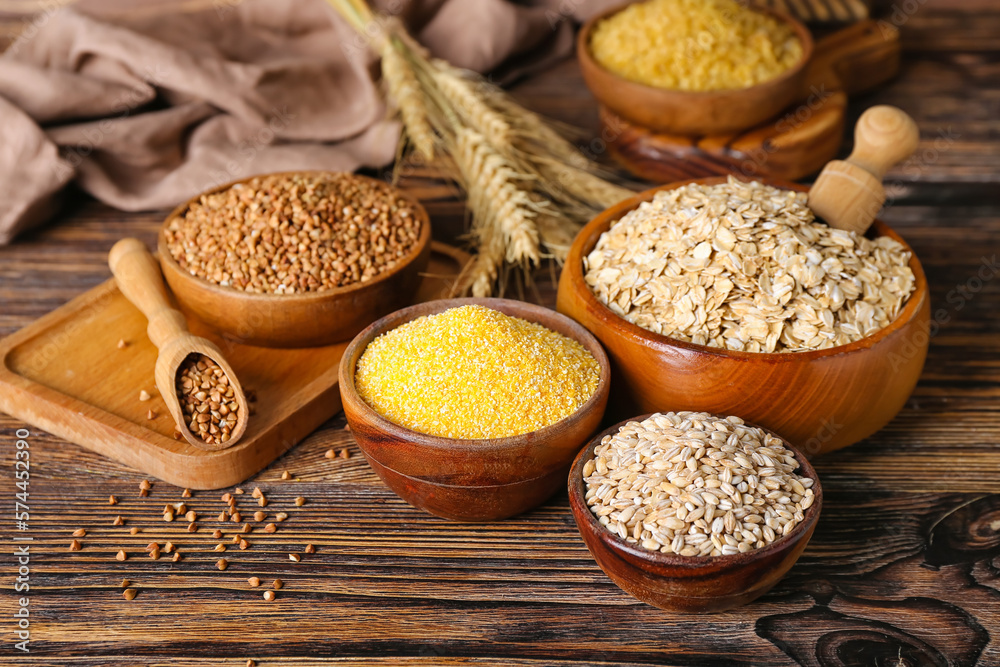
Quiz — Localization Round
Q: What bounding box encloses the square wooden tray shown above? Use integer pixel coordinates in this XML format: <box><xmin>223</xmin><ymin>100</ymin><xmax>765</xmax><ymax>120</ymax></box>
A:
<box><xmin>0</xmin><ymin>242</ymin><xmax>468</xmax><ymax>489</ymax></box>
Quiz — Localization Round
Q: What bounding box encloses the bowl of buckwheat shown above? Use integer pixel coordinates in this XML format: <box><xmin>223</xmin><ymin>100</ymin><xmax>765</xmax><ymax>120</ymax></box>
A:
<box><xmin>556</xmin><ymin>176</ymin><xmax>930</xmax><ymax>455</ymax></box>
<box><xmin>568</xmin><ymin>411</ymin><xmax>822</xmax><ymax>612</ymax></box>
<box><xmin>158</xmin><ymin>171</ymin><xmax>431</xmax><ymax>348</ymax></box>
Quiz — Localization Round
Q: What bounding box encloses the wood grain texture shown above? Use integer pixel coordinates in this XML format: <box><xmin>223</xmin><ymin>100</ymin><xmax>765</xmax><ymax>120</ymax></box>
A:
<box><xmin>809</xmin><ymin>106</ymin><xmax>921</xmax><ymax>234</ymax></box>
<box><xmin>556</xmin><ymin>177</ymin><xmax>930</xmax><ymax>456</ymax></box>
<box><xmin>108</xmin><ymin>237</ymin><xmax>250</xmax><ymax>450</ymax></box>
<box><xmin>567</xmin><ymin>417</ymin><xmax>823</xmax><ymax>613</ymax></box>
<box><xmin>577</xmin><ymin>5</ymin><xmax>816</xmax><ymax>136</ymax></box>
<box><xmin>340</xmin><ymin>298</ymin><xmax>611</xmax><ymax>522</ymax></box>
<box><xmin>1</xmin><ymin>3</ymin><xmax>999</xmax><ymax>664</ymax></box>
<box><xmin>157</xmin><ymin>173</ymin><xmax>434</xmax><ymax>349</ymax></box>
<box><xmin>602</xmin><ymin>19</ymin><xmax>902</xmax><ymax>183</ymax></box>
<box><xmin>0</xmin><ymin>244</ymin><xmax>468</xmax><ymax>489</ymax></box>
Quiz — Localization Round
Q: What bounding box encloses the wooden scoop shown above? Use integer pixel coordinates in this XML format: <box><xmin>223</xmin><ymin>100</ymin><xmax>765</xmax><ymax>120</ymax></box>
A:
<box><xmin>808</xmin><ymin>105</ymin><xmax>919</xmax><ymax>234</ymax></box>
<box><xmin>109</xmin><ymin>238</ymin><xmax>249</xmax><ymax>451</ymax></box>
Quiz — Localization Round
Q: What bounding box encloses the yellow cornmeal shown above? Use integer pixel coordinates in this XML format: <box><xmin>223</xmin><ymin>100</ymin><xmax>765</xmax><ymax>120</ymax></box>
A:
<box><xmin>590</xmin><ymin>0</ymin><xmax>803</xmax><ymax>92</ymax></box>
<box><xmin>355</xmin><ymin>305</ymin><xmax>601</xmax><ymax>439</ymax></box>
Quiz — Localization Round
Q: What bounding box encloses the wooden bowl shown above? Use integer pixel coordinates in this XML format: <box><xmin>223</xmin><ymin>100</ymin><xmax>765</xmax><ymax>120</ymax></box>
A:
<box><xmin>339</xmin><ymin>297</ymin><xmax>611</xmax><ymax>522</ymax></box>
<box><xmin>556</xmin><ymin>176</ymin><xmax>930</xmax><ymax>456</ymax></box>
<box><xmin>568</xmin><ymin>414</ymin><xmax>822</xmax><ymax>612</ymax></box>
<box><xmin>577</xmin><ymin>3</ymin><xmax>814</xmax><ymax>135</ymax></box>
<box><xmin>158</xmin><ymin>172</ymin><xmax>432</xmax><ymax>349</ymax></box>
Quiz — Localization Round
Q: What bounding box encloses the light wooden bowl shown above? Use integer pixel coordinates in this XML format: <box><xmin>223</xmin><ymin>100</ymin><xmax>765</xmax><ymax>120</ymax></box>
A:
<box><xmin>339</xmin><ymin>297</ymin><xmax>611</xmax><ymax>522</ymax></box>
<box><xmin>577</xmin><ymin>3</ymin><xmax>814</xmax><ymax>135</ymax></box>
<box><xmin>158</xmin><ymin>172</ymin><xmax>432</xmax><ymax>349</ymax></box>
<box><xmin>568</xmin><ymin>414</ymin><xmax>822</xmax><ymax>613</ymax></box>
<box><xmin>556</xmin><ymin>176</ymin><xmax>930</xmax><ymax>456</ymax></box>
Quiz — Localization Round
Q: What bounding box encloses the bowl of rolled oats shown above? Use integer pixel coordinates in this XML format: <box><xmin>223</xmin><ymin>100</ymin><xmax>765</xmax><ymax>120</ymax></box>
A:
<box><xmin>556</xmin><ymin>176</ymin><xmax>930</xmax><ymax>455</ymax></box>
<box><xmin>159</xmin><ymin>171</ymin><xmax>431</xmax><ymax>348</ymax></box>
<box><xmin>568</xmin><ymin>411</ymin><xmax>822</xmax><ymax>612</ymax></box>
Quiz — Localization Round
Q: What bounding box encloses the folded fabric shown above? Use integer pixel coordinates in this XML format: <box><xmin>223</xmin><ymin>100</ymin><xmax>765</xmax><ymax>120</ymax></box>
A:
<box><xmin>0</xmin><ymin>0</ymin><xmax>617</xmax><ymax>243</ymax></box>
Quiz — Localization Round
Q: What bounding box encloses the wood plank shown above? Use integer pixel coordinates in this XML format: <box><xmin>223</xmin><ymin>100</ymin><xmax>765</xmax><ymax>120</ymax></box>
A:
<box><xmin>0</xmin><ymin>3</ymin><xmax>999</xmax><ymax>662</ymax></box>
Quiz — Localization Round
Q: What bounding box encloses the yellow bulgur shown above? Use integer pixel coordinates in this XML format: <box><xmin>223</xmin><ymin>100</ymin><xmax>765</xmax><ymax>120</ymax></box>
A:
<box><xmin>590</xmin><ymin>0</ymin><xmax>803</xmax><ymax>92</ymax></box>
<box><xmin>354</xmin><ymin>305</ymin><xmax>601</xmax><ymax>439</ymax></box>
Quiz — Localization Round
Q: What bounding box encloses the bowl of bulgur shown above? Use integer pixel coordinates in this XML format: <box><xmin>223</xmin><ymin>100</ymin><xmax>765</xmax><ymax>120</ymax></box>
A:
<box><xmin>158</xmin><ymin>171</ymin><xmax>431</xmax><ymax>348</ymax></box>
<box><xmin>556</xmin><ymin>176</ymin><xmax>930</xmax><ymax>455</ymax></box>
<box><xmin>577</xmin><ymin>0</ymin><xmax>814</xmax><ymax>135</ymax></box>
<box><xmin>339</xmin><ymin>298</ymin><xmax>611</xmax><ymax>522</ymax></box>
<box><xmin>568</xmin><ymin>411</ymin><xmax>822</xmax><ymax>612</ymax></box>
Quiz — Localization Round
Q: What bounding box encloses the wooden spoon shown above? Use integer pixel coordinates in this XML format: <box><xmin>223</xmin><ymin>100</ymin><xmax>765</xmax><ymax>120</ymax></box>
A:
<box><xmin>808</xmin><ymin>105</ymin><xmax>920</xmax><ymax>234</ymax></box>
<box><xmin>108</xmin><ymin>238</ymin><xmax>249</xmax><ymax>451</ymax></box>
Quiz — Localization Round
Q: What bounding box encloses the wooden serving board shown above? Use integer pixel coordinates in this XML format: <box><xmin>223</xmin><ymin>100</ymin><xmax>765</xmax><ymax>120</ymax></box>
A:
<box><xmin>760</xmin><ymin>0</ymin><xmax>870</xmax><ymax>24</ymax></box>
<box><xmin>0</xmin><ymin>241</ymin><xmax>470</xmax><ymax>490</ymax></box>
<box><xmin>606</xmin><ymin>19</ymin><xmax>900</xmax><ymax>183</ymax></box>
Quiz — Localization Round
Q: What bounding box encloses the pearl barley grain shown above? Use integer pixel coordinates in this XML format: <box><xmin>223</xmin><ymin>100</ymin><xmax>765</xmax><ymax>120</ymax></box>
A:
<box><xmin>583</xmin><ymin>412</ymin><xmax>816</xmax><ymax>557</ymax></box>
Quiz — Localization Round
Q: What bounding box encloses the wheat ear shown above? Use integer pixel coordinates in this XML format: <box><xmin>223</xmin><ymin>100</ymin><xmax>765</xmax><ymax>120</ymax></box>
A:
<box><xmin>534</xmin><ymin>157</ymin><xmax>635</xmax><ymax>210</ymax></box>
<box><xmin>455</xmin><ymin>129</ymin><xmax>541</xmax><ymax>267</ymax></box>
<box><xmin>434</xmin><ymin>65</ymin><xmax>515</xmax><ymax>155</ymax></box>
<box><xmin>381</xmin><ymin>44</ymin><xmax>436</xmax><ymax>162</ymax></box>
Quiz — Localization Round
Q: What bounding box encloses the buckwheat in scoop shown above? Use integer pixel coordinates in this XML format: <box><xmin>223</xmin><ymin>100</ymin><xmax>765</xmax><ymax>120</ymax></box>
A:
<box><xmin>584</xmin><ymin>412</ymin><xmax>815</xmax><ymax>557</ymax></box>
<box><xmin>176</xmin><ymin>354</ymin><xmax>239</xmax><ymax>447</ymax></box>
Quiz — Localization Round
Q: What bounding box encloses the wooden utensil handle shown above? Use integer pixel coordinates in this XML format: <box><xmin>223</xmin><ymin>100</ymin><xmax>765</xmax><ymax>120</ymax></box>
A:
<box><xmin>802</xmin><ymin>19</ymin><xmax>900</xmax><ymax>97</ymax></box>
<box><xmin>846</xmin><ymin>105</ymin><xmax>920</xmax><ymax>180</ymax></box>
<box><xmin>109</xmin><ymin>238</ymin><xmax>189</xmax><ymax>349</ymax></box>
<box><xmin>807</xmin><ymin>106</ymin><xmax>919</xmax><ymax>234</ymax></box>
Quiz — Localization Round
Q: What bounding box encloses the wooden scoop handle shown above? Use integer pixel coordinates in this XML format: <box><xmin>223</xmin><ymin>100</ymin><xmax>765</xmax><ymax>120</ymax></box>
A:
<box><xmin>109</xmin><ymin>238</ymin><xmax>190</xmax><ymax>350</ymax></box>
<box><xmin>807</xmin><ymin>106</ymin><xmax>919</xmax><ymax>235</ymax></box>
<box><xmin>846</xmin><ymin>105</ymin><xmax>920</xmax><ymax>181</ymax></box>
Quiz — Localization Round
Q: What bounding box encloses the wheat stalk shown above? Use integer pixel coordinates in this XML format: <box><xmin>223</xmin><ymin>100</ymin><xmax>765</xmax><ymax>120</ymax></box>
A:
<box><xmin>533</xmin><ymin>157</ymin><xmax>635</xmax><ymax>210</ymax></box>
<box><xmin>432</xmin><ymin>65</ymin><xmax>514</xmax><ymax>155</ymax></box>
<box><xmin>324</xmin><ymin>0</ymin><xmax>636</xmax><ymax>296</ymax></box>
<box><xmin>381</xmin><ymin>46</ymin><xmax>436</xmax><ymax>161</ymax></box>
<box><xmin>455</xmin><ymin>128</ymin><xmax>541</xmax><ymax>267</ymax></box>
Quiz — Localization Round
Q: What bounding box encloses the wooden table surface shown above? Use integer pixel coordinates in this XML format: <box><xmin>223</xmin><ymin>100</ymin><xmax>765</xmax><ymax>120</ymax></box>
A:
<box><xmin>2</xmin><ymin>2</ymin><xmax>999</xmax><ymax>665</ymax></box>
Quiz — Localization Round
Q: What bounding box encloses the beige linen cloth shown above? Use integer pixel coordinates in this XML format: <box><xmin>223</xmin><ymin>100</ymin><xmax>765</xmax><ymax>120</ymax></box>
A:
<box><xmin>0</xmin><ymin>0</ymin><xmax>614</xmax><ymax>243</ymax></box>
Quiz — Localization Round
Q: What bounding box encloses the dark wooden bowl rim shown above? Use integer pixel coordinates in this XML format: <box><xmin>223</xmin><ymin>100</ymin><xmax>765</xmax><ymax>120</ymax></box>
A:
<box><xmin>577</xmin><ymin>2</ymin><xmax>815</xmax><ymax>98</ymax></box>
<box><xmin>568</xmin><ymin>412</ymin><xmax>823</xmax><ymax>572</ymax></box>
<box><xmin>564</xmin><ymin>175</ymin><xmax>929</xmax><ymax>364</ymax></box>
<box><xmin>340</xmin><ymin>297</ymin><xmax>612</xmax><ymax>458</ymax></box>
<box><xmin>157</xmin><ymin>171</ymin><xmax>432</xmax><ymax>305</ymax></box>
